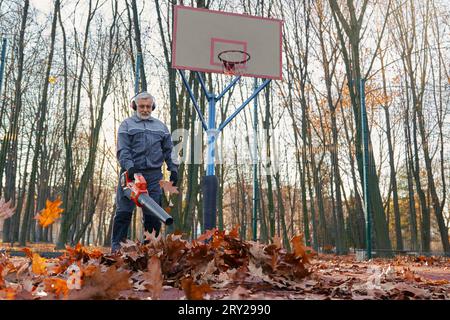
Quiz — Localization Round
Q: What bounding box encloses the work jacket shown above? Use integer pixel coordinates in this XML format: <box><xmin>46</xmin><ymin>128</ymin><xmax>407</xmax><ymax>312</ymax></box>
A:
<box><xmin>117</xmin><ymin>114</ymin><xmax>178</xmax><ymax>172</ymax></box>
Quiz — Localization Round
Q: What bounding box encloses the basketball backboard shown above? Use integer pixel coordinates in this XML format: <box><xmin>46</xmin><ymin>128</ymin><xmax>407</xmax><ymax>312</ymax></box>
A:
<box><xmin>172</xmin><ymin>6</ymin><xmax>283</xmax><ymax>80</ymax></box>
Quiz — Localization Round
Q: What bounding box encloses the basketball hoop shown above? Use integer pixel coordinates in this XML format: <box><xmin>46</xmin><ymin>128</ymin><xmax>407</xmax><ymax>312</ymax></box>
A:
<box><xmin>218</xmin><ymin>50</ymin><xmax>250</xmax><ymax>76</ymax></box>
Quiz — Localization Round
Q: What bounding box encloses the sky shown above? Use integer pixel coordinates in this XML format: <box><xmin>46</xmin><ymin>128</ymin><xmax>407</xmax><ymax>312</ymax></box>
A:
<box><xmin>29</xmin><ymin>0</ymin><xmax>52</xmax><ymax>13</ymax></box>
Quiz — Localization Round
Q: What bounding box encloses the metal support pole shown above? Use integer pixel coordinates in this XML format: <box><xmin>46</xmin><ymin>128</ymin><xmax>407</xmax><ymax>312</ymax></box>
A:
<box><xmin>203</xmin><ymin>92</ymin><xmax>218</xmax><ymax>231</ymax></box>
<box><xmin>219</xmin><ymin>78</ymin><xmax>271</xmax><ymax>131</ymax></box>
<box><xmin>0</xmin><ymin>38</ymin><xmax>7</xmax><ymax>98</ymax></box>
<box><xmin>360</xmin><ymin>78</ymin><xmax>372</xmax><ymax>260</ymax></box>
<box><xmin>216</xmin><ymin>76</ymin><xmax>241</xmax><ymax>101</ymax></box>
<box><xmin>196</xmin><ymin>71</ymin><xmax>209</xmax><ymax>97</ymax></box>
<box><xmin>177</xmin><ymin>71</ymin><xmax>270</xmax><ymax>232</ymax></box>
<box><xmin>178</xmin><ymin>70</ymin><xmax>208</xmax><ymax>131</ymax></box>
<box><xmin>252</xmin><ymin>77</ymin><xmax>258</xmax><ymax>241</ymax></box>
<box><xmin>206</xmin><ymin>94</ymin><xmax>216</xmax><ymax>176</ymax></box>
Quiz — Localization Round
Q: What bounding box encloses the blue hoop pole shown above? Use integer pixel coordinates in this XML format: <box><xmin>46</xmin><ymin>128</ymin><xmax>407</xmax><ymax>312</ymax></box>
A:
<box><xmin>218</xmin><ymin>78</ymin><xmax>271</xmax><ymax>131</ymax></box>
<box><xmin>178</xmin><ymin>70</ymin><xmax>208</xmax><ymax>131</ymax></box>
<box><xmin>206</xmin><ymin>94</ymin><xmax>216</xmax><ymax>176</ymax></box>
<box><xmin>216</xmin><ymin>76</ymin><xmax>241</xmax><ymax>101</ymax></box>
<box><xmin>196</xmin><ymin>71</ymin><xmax>209</xmax><ymax>97</ymax></box>
<box><xmin>177</xmin><ymin>70</ymin><xmax>272</xmax><ymax>232</ymax></box>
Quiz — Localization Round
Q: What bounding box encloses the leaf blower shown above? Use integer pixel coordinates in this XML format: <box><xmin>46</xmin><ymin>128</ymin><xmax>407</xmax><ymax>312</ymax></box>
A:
<box><xmin>120</xmin><ymin>171</ymin><xmax>173</xmax><ymax>225</ymax></box>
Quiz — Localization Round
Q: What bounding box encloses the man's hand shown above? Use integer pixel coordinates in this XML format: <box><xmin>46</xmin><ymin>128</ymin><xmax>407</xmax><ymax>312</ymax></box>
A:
<box><xmin>170</xmin><ymin>171</ymin><xmax>178</xmax><ymax>186</ymax></box>
<box><xmin>127</xmin><ymin>167</ymin><xmax>138</xmax><ymax>180</ymax></box>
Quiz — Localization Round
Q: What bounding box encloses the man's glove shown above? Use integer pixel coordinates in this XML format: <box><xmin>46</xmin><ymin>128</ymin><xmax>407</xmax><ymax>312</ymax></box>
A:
<box><xmin>170</xmin><ymin>171</ymin><xmax>178</xmax><ymax>186</ymax></box>
<box><xmin>127</xmin><ymin>167</ymin><xmax>138</xmax><ymax>180</ymax></box>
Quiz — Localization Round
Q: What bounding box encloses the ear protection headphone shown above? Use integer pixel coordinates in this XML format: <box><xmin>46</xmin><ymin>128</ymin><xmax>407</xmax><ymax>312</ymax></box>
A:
<box><xmin>130</xmin><ymin>93</ymin><xmax>156</xmax><ymax>111</ymax></box>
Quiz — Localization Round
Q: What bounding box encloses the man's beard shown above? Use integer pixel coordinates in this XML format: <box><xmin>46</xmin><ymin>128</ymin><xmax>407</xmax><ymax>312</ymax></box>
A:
<box><xmin>137</xmin><ymin>111</ymin><xmax>151</xmax><ymax>120</ymax></box>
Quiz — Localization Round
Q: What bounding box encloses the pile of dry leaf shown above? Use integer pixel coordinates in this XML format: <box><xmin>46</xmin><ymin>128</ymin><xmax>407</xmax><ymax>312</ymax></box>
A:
<box><xmin>1</xmin><ymin>227</ymin><xmax>449</xmax><ymax>300</ymax></box>
<box><xmin>0</xmin><ymin>227</ymin><xmax>313</xmax><ymax>300</ymax></box>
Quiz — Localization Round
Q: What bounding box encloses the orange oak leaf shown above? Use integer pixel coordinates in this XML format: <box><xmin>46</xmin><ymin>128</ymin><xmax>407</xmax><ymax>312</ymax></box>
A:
<box><xmin>87</xmin><ymin>249</ymin><xmax>104</xmax><ymax>260</ymax></box>
<box><xmin>181</xmin><ymin>277</ymin><xmax>212</xmax><ymax>300</ymax></box>
<box><xmin>0</xmin><ymin>287</ymin><xmax>16</xmax><ymax>300</ymax></box>
<box><xmin>272</xmin><ymin>235</ymin><xmax>282</xmax><ymax>249</ymax></box>
<box><xmin>31</xmin><ymin>253</ymin><xmax>47</xmax><ymax>275</ymax></box>
<box><xmin>212</xmin><ymin>229</ymin><xmax>225</xmax><ymax>249</ymax></box>
<box><xmin>228</xmin><ymin>225</ymin><xmax>240</xmax><ymax>239</ymax></box>
<box><xmin>34</xmin><ymin>197</ymin><xmax>64</xmax><ymax>227</ymax></box>
<box><xmin>291</xmin><ymin>235</ymin><xmax>313</xmax><ymax>264</ymax></box>
<box><xmin>402</xmin><ymin>267</ymin><xmax>421</xmax><ymax>282</ymax></box>
<box><xmin>65</xmin><ymin>243</ymin><xmax>88</xmax><ymax>262</ymax></box>
<box><xmin>68</xmin><ymin>265</ymin><xmax>131</xmax><ymax>300</ymax></box>
<box><xmin>21</xmin><ymin>248</ymin><xmax>33</xmax><ymax>259</ymax></box>
<box><xmin>44</xmin><ymin>278</ymin><xmax>69</xmax><ymax>298</ymax></box>
<box><xmin>0</xmin><ymin>265</ymin><xmax>4</xmax><ymax>288</ymax></box>
<box><xmin>159</xmin><ymin>180</ymin><xmax>179</xmax><ymax>194</ymax></box>
<box><xmin>196</xmin><ymin>229</ymin><xmax>215</xmax><ymax>242</ymax></box>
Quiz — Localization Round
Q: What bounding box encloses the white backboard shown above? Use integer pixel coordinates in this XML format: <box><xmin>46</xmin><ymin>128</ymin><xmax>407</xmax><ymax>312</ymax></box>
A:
<box><xmin>172</xmin><ymin>6</ymin><xmax>283</xmax><ymax>80</ymax></box>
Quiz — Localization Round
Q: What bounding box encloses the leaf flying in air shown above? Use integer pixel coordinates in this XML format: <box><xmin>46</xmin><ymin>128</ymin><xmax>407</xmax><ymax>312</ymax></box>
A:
<box><xmin>159</xmin><ymin>180</ymin><xmax>179</xmax><ymax>194</ymax></box>
<box><xmin>291</xmin><ymin>235</ymin><xmax>313</xmax><ymax>264</ymax></box>
<box><xmin>34</xmin><ymin>197</ymin><xmax>64</xmax><ymax>227</ymax></box>
<box><xmin>0</xmin><ymin>198</ymin><xmax>16</xmax><ymax>221</ymax></box>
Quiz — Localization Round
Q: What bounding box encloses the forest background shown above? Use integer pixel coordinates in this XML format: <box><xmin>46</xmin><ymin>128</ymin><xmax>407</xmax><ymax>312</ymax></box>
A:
<box><xmin>0</xmin><ymin>0</ymin><xmax>449</xmax><ymax>256</ymax></box>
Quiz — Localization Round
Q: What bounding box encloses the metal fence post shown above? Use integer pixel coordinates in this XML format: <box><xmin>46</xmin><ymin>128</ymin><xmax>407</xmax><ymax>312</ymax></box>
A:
<box><xmin>360</xmin><ymin>78</ymin><xmax>372</xmax><ymax>260</ymax></box>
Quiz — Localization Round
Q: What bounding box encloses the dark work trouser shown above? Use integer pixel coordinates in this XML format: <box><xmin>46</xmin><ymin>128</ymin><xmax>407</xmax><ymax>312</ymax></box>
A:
<box><xmin>111</xmin><ymin>169</ymin><xmax>162</xmax><ymax>251</ymax></box>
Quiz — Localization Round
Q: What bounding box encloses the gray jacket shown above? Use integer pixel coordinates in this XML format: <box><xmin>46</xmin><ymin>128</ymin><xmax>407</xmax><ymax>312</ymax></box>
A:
<box><xmin>117</xmin><ymin>114</ymin><xmax>178</xmax><ymax>172</ymax></box>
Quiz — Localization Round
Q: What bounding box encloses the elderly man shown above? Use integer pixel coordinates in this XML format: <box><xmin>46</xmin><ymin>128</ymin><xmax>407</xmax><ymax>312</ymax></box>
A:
<box><xmin>111</xmin><ymin>91</ymin><xmax>178</xmax><ymax>252</ymax></box>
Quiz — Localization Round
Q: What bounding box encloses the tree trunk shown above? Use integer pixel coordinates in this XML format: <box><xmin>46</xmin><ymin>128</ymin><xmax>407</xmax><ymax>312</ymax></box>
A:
<box><xmin>20</xmin><ymin>0</ymin><xmax>58</xmax><ymax>246</ymax></box>
<box><xmin>1</xmin><ymin>0</ymin><xmax>29</xmax><ymax>243</ymax></box>
<box><xmin>380</xmin><ymin>50</ymin><xmax>403</xmax><ymax>250</ymax></box>
<box><xmin>57</xmin><ymin>0</ymin><xmax>119</xmax><ymax>248</ymax></box>
<box><xmin>130</xmin><ymin>0</ymin><xmax>147</xmax><ymax>91</ymax></box>
<box><xmin>330</xmin><ymin>0</ymin><xmax>392</xmax><ymax>255</ymax></box>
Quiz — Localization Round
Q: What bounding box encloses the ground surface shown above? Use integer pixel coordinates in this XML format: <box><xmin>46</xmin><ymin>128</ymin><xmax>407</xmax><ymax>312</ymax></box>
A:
<box><xmin>1</xmin><ymin>233</ymin><xmax>449</xmax><ymax>300</ymax></box>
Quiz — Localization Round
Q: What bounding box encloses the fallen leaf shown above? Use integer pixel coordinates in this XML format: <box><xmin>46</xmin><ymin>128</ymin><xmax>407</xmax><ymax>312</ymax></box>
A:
<box><xmin>212</xmin><ymin>229</ymin><xmax>225</xmax><ymax>249</ymax></box>
<box><xmin>143</xmin><ymin>230</ymin><xmax>162</xmax><ymax>245</ymax></box>
<box><xmin>196</xmin><ymin>229</ymin><xmax>215</xmax><ymax>242</ymax></box>
<box><xmin>31</xmin><ymin>253</ymin><xmax>47</xmax><ymax>276</ymax></box>
<box><xmin>228</xmin><ymin>225</ymin><xmax>240</xmax><ymax>239</ymax></box>
<box><xmin>143</xmin><ymin>256</ymin><xmax>163</xmax><ymax>299</ymax></box>
<box><xmin>181</xmin><ymin>277</ymin><xmax>212</xmax><ymax>300</ymax></box>
<box><xmin>402</xmin><ymin>267</ymin><xmax>421</xmax><ymax>282</ymax></box>
<box><xmin>0</xmin><ymin>287</ymin><xmax>16</xmax><ymax>300</ymax></box>
<box><xmin>44</xmin><ymin>278</ymin><xmax>69</xmax><ymax>299</ymax></box>
<box><xmin>66</xmin><ymin>264</ymin><xmax>83</xmax><ymax>290</ymax></box>
<box><xmin>228</xmin><ymin>285</ymin><xmax>250</xmax><ymax>299</ymax></box>
<box><xmin>391</xmin><ymin>283</ymin><xmax>430</xmax><ymax>299</ymax></box>
<box><xmin>21</xmin><ymin>248</ymin><xmax>33</xmax><ymax>259</ymax></box>
<box><xmin>0</xmin><ymin>265</ymin><xmax>5</xmax><ymax>288</ymax></box>
<box><xmin>159</xmin><ymin>180</ymin><xmax>179</xmax><ymax>194</ymax></box>
<box><xmin>0</xmin><ymin>198</ymin><xmax>16</xmax><ymax>221</ymax></box>
<box><xmin>68</xmin><ymin>265</ymin><xmax>131</xmax><ymax>300</ymax></box>
<box><xmin>34</xmin><ymin>197</ymin><xmax>64</xmax><ymax>227</ymax></box>
<box><xmin>272</xmin><ymin>236</ymin><xmax>282</xmax><ymax>249</ymax></box>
